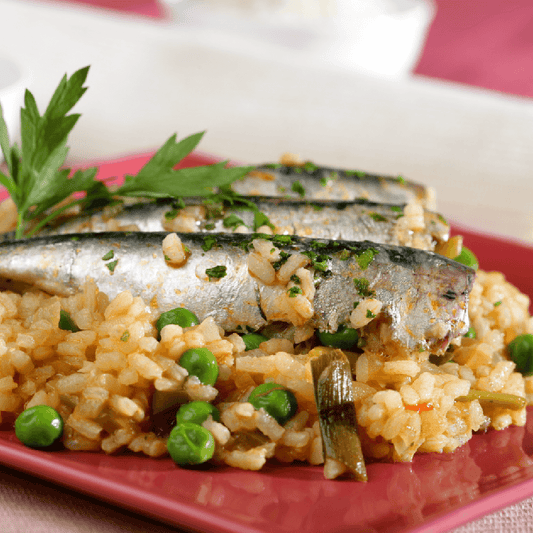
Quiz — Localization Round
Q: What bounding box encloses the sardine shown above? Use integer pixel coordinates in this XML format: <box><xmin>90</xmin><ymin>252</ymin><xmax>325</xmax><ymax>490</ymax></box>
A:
<box><xmin>232</xmin><ymin>164</ymin><xmax>435</xmax><ymax>209</ymax></box>
<box><xmin>33</xmin><ymin>197</ymin><xmax>449</xmax><ymax>251</ymax></box>
<box><xmin>0</xmin><ymin>232</ymin><xmax>474</xmax><ymax>354</ymax></box>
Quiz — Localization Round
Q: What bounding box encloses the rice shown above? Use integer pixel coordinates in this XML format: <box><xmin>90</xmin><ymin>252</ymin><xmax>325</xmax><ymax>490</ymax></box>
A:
<box><xmin>0</xmin><ymin>232</ymin><xmax>531</xmax><ymax>480</ymax></box>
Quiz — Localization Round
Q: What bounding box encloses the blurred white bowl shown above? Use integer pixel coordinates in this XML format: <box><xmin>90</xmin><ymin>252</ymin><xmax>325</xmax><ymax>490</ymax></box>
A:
<box><xmin>0</xmin><ymin>57</ymin><xmax>27</xmax><ymax>159</ymax></box>
<box><xmin>160</xmin><ymin>0</ymin><xmax>435</xmax><ymax>78</ymax></box>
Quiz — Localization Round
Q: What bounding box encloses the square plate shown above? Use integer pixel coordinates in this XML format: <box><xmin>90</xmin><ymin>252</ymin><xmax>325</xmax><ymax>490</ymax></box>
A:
<box><xmin>1</xmin><ymin>153</ymin><xmax>533</xmax><ymax>533</ymax></box>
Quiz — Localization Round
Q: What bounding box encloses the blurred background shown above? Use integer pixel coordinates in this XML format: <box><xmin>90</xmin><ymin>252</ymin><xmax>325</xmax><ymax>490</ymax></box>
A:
<box><xmin>1</xmin><ymin>0</ymin><xmax>533</xmax><ymax>243</ymax></box>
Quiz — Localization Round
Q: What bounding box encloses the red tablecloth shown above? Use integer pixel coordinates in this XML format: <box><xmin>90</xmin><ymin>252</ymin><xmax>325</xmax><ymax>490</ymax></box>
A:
<box><xmin>415</xmin><ymin>0</ymin><xmax>533</xmax><ymax>98</ymax></box>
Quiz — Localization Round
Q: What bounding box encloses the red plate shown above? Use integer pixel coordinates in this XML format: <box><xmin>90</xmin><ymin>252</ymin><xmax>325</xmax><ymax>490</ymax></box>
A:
<box><xmin>1</xmin><ymin>153</ymin><xmax>533</xmax><ymax>533</ymax></box>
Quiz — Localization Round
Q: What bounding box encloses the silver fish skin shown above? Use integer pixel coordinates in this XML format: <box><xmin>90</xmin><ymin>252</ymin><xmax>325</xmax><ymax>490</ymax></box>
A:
<box><xmin>0</xmin><ymin>232</ymin><xmax>474</xmax><ymax>354</ymax></box>
<box><xmin>232</xmin><ymin>164</ymin><xmax>435</xmax><ymax>209</ymax></box>
<box><xmin>34</xmin><ymin>197</ymin><xmax>449</xmax><ymax>250</ymax></box>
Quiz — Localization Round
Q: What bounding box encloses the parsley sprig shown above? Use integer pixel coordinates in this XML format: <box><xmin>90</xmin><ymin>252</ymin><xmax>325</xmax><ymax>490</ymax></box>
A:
<box><xmin>0</xmin><ymin>66</ymin><xmax>253</xmax><ymax>239</ymax></box>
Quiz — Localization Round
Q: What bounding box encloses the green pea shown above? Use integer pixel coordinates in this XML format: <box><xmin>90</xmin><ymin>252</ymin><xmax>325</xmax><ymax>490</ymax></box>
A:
<box><xmin>508</xmin><ymin>334</ymin><xmax>533</xmax><ymax>376</ymax></box>
<box><xmin>317</xmin><ymin>324</ymin><xmax>359</xmax><ymax>350</ymax></box>
<box><xmin>15</xmin><ymin>405</ymin><xmax>64</xmax><ymax>448</ymax></box>
<box><xmin>248</xmin><ymin>382</ymin><xmax>298</xmax><ymax>425</ymax></box>
<box><xmin>464</xmin><ymin>326</ymin><xmax>476</xmax><ymax>339</ymax></box>
<box><xmin>241</xmin><ymin>333</ymin><xmax>268</xmax><ymax>351</ymax></box>
<box><xmin>179</xmin><ymin>348</ymin><xmax>219</xmax><ymax>385</ymax></box>
<box><xmin>453</xmin><ymin>246</ymin><xmax>479</xmax><ymax>270</ymax></box>
<box><xmin>156</xmin><ymin>308</ymin><xmax>199</xmax><ymax>333</ymax></box>
<box><xmin>167</xmin><ymin>422</ymin><xmax>215</xmax><ymax>466</ymax></box>
<box><xmin>176</xmin><ymin>401</ymin><xmax>220</xmax><ymax>425</ymax></box>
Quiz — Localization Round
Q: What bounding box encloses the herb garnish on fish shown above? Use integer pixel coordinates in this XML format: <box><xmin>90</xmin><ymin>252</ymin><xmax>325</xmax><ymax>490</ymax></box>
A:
<box><xmin>0</xmin><ymin>67</ymin><xmax>253</xmax><ymax>239</ymax></box>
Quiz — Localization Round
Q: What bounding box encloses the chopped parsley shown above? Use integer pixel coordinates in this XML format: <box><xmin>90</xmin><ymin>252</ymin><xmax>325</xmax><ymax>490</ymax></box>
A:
<box><xmin>310</xmin><ymin>240</ymin><xmax>328</xmax><ymax>249</ymax></box>
<box><xmin>354</xmin><ymin>277</ymin><xmax>374</xmax><ymax>297</ymax></box>
<box><xmin>287</xmin><ymin>286</ymin><xmax>303</xmax><ymax>298</ymax></box>
<box><xmin>223</xmin><ymin>213</ymin><xmax>246</xmax><ymax>230</ymax></box>
<box><xmin>58</xmin><ymin>310</ymin><xmax>79</xmax><ymax>333</ymax></box>
<box><xmin>369</xmin><ymin>212</ymin><xmax>387</xmax><ymax>222</ymax></box>
<box><xmin>339</xmin><ymin>249</ymin><xmax>351</xmax><ymax>261</ymax></box>
<box><xmin>320</xmin><ymin>171</ymin><xmax>337</xmax><ymax>187</ymax></box>
<box><xmin>494</xmin><ymin>301</ymin><xmax>502</xmax><ymax>307</ymax></box>
<box><xmin>121</xmin><ymin>330</ymin><xmax>130</xmax><ymax>342</ymax></box>
<box><xmin>101</xmin><ymin>250</ymin><xmax>114</xmax><ymax>261</ymax></box>
<box><xmin>356</xmin><ymin>248</ymin><xmax>379</xmax><ymax>270</ymax></box>
<box><xmin>366</xmin><ymin>309</ymin><xmax>376</xmax><ymax>319</ymax></box>
<box><xmin>290</xmin><ymin>274</ymin><xmax>301</xmax><ymax>284</ymax></box>
<box><xmin>345</xmin><ymin>170</ymin><xmax>366</xmax><ymax>178</ymax></box>
<box><xmin>273</xmin><ymin>251</ymin><xmax>291</xmax><ymax>271</ymax></box>
<box><xmin>164</xmin><ymin>199</ymin><xmax>185</xmax><ymax>220</ymax></box>
<box><xmin>390</xmin><ymin>206</ymin><xmax>403</xmax><ymax>213</ymax></box>
<box><xmin>202</xmin><ymin>235</ymin><xmax>218</xmax><ymax>252</ymax></box>
<box><xmin>464</xmin><ymin>326</ymin><xmax>476</xmax><ymax>339</ymax></box>
<box><xmin>205</xmin><ymin>265</ymin><xmax>227</xmax><ymax>280</ymax></box>
<box><xmin>164</xmin><ymin>208</ymin><xmax>180</xmax><ymax>220</ymax></box>
<box><xmin>272</xmin><ymin>234</ymin><xmax>294</xmax><ymax>246</ymax></box>
<box><xmin>302</xmin><ymin>250</ymin><xmax>330</xmax><ymax>272</ymax></box>
<box><xmin>204</xmin><ymin>222</ymin><xmax>216</xmax><ymax>230</ymax></box>
<box><xmin>302</xmin><ymin>161</ymin><xmax>319</xmax><ymax>173</ymax></box>
<box><xmin>106</xmin><ymin>260</ymin><xmax>118</xmax><ymax>273</ymax></box>
<box><xmin>291</xmin><ymin>180</ymin><xmax>306</xmax><ymax>198</ymax></box>
<box><xmin>396</xmin><ymin>175</ymin><xmax>406</xmax><ymax>184</ymax></box>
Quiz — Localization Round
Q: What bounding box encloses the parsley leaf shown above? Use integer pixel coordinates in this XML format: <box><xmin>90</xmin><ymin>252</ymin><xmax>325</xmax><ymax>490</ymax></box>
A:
<box><xmin>0</xmin><ymin>66</ymin><xmax>101</xmax><ymax>238</ymax></box>
<box><xmin>0</xmin><ymin>66</ymin><xmax>255</xmax><ymax>239</ymax></box>
<box><xmin>116</xmin><ymin>135</ymin><xmax>253</xmax><ymax>198</ymax></box>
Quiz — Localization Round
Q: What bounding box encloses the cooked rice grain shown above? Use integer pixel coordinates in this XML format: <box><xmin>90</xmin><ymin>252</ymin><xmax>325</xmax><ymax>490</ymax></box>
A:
<box><xmin>0</xmin><ymin>261</ymin><xmax>531</xmax><ymax>476</ymax></box>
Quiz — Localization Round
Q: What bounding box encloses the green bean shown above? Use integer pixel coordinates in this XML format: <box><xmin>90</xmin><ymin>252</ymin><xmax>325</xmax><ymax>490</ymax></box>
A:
<box><xmin>456</xmin><ymin>389</ymin><xmax>526</xmax><ymax>409</ymax></box>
